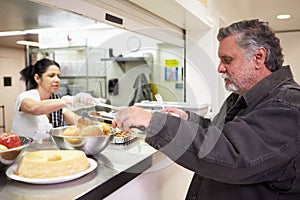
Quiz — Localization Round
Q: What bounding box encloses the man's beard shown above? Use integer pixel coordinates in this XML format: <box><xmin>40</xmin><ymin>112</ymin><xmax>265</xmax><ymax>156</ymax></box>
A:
<box><xmin>222</xmin><ymin>73</ymin><xmax>239</xmax><ymax>92</ymax></box>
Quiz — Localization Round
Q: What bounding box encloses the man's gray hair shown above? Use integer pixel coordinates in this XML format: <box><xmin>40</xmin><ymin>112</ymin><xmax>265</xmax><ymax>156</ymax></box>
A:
<box><xmin>217</xmin><ymin>19</ymin><xmax>284</xmax><ymax>72</ymax></box>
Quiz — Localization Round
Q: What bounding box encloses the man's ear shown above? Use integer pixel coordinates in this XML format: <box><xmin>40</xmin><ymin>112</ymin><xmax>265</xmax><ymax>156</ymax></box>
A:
<box><xmin>254</xmin><ymin>47</ymin><xmax>267</xmax><ymax>69</ymax></box>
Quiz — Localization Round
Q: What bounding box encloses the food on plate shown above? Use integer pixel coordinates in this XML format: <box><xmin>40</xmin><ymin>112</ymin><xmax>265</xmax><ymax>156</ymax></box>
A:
<box><xmin>88</xmin><ymin>111</ymin><xmax>114</xmax><ymax>122</ymax></box>
<box><xmin>0</xmin><ymin>132</ymin><xmax>23</xmax><ymax>160</ymax></box>
<box><xmin>15</xmin><ymin>150</ymin><xmax>89</xmax><ymax>178</ymax></box>
<box><xmin>80</xmin><ymin>125</ymin><xmax>104</xmax><ymax>136</ymax></box>
<box><xmin>76</xmin><ymin>117</ymin><xmax>95</xmax><ymax>129</ymax></box>
<box><xmin>60</xmin><ymin>118</ymin><xmax>112</xmax><ymax>138</ymax></box>
<box><xmin>0</xmin><ymin>144</ymin><xmax>8</xmax><ymax>151</ymax></box>
<box><xmin>0</xmin><ymin>132</ymin><xmax>22</xmax><ymax>149</ymax></box>
<box><xmin>100</xmin><ymin>124</ymin><xmax>112</xmax><ymax>135</ymax></box>
<box><xmin>89</xmin><ymin>111</ymin><xmax>100</xmax><ymax>117</ymax></box>
<box><xmin>115</xmin><ymin>130</ymin><xmax>132</xmax><ymax>137</ymax></box>
<box><xmin>60</xmin><ymin>127</ymin><xmax>82</xmax><ymax>145</ymax></box>
<box><xmin>61</xmin><ymin>126</ymin><xmax>80</xmax><ymax>136</ymax></box>
<box><xmin>112</xmin><ymin>130</ymin><xmax>138</xmax><ymax>144</ymax></box>
<box><xmin>99</xmin><ymin>122</ymin><xmax>112</xmax><ymax>127</ymax></box>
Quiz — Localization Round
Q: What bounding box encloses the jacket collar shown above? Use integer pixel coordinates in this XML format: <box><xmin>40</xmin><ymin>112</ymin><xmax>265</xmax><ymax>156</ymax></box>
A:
<box><xmin>243</xmin><ymin>66</ymin><xmax>294</xmax><ymax>106</ymax></box>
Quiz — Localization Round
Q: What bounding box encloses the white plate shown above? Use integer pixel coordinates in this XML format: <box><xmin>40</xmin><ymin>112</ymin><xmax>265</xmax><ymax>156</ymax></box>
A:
<box><xmin>6</xmin><ymin>158</ymin><xmax>97</xmax><ymax>184</ymax></box>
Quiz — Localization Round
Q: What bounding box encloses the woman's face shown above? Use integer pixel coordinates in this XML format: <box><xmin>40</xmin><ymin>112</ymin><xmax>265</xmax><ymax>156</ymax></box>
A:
<box><xmin>35</xmin><ymin>65</ymin><xmax>60</xmax><ymax>95</ymax></box>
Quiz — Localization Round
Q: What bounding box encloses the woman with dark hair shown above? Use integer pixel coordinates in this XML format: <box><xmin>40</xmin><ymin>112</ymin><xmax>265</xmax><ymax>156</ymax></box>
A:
<box><xmin>12</xmin><ymin>58</ymin><xmax>95</xmax><ymax>138</ymax></box>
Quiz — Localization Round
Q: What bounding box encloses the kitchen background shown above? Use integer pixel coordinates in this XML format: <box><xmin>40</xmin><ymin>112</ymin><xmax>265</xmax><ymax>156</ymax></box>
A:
<box><xmin>1</xmin><ymin>0</ymin><xmax>299</xmax><ymax>133</ymax></box>
<box><xmin>0</xmin><ymin>0</ymin><xmax>299</xmax><ymax>199</ymax></box>
<box><xmin>0</xmin><ymin>0</ymin><xmax>213</xmax><ymax>132</ymax></box>
<box><xmin>34</xmin><ymin>28</ymin><xmax>187</xmax><ymax>105</ymax></box>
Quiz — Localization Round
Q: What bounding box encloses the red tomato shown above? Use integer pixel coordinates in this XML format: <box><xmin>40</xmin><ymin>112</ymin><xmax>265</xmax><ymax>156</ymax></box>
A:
<box><xmin>0</xmin><ymin>132</ymin><xmax>22</xmax><ymax>149</ymax></box>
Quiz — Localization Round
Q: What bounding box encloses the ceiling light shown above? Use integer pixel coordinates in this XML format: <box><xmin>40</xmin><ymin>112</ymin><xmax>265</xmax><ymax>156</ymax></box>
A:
<box><xmin>16</xmin><ymin>40</ymin><xmax>40</xmax><ymax>47</ymax></box>
<box><xmin>0</xmin><ymin>23</ymin><xmax>114</xmax><ymax>37</ymax></box>
<box><xmin>276</xmin><ymin>14</ymin><xmax>291</xmax><ymax>20</ymax></box>
<box><xmin>0</xmin><ymin>31</ymin><xmax>25</xmax><ymax>36</ymax></box>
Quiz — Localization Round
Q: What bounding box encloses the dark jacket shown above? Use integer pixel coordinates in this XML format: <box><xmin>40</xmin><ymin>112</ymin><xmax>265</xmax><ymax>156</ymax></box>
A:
<box><xmin>145</xmin><ymin>66</ymin><xmax>300</xmax><ymax>200</ymax></box>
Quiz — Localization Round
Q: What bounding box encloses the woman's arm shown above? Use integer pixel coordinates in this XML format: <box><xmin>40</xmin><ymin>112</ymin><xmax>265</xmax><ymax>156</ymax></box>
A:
<box><xmin>20</xmin><ymin>97</ymin><xmax>69</xmax><ymax>115</ymax></box>
<box><xmin>63</xmin><ymin>110</ymin><xmax>79</xmax><ymax>125</ymax></box>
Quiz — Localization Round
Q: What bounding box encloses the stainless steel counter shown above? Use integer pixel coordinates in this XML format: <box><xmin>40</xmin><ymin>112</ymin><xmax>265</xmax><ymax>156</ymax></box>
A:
<box><xmin>0</xmin><ymin>134</ymin><xmax>165</xmax><ymax>200</ymax></box>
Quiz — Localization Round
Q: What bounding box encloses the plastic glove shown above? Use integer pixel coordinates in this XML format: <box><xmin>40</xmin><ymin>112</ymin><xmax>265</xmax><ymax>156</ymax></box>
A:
<box><xmin>60</xmin><ymin>95</ymin><xmax>73</xmax><ymax>107</ymax></box>
<box><xmin>71</xmin><ymin>92</ymin><xmax>98</xmax><ymax>111</ymax></box>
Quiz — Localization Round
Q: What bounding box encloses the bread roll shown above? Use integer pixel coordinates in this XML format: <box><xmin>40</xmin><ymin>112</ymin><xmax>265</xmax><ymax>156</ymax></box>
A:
<box><xmin>60</xmin><ymin>127</ymin><xmax>82</xmax><ymax>145</ymax></box>
<box><xmin>76</xmin><ymin>117</ymin><xmax>94</xmax><ymax>129</ymax></box>
<box><xmin>80</xmin><ymin>125</ymin><xmax>104</xmax><ymax>136</ymax></box>
<box><xmin>61</xmin><ymin>126</ymin><xmax>80</xmax><ymax>136</ymax></box>
<box><xmin>101</xmin><ymin>125</ymin><xmax>112</xmax><ymax>135</ymax></box>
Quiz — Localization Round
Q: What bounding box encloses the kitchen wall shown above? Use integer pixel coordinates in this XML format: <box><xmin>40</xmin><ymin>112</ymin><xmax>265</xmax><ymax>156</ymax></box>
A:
<box><xmin>38</xmin><ymin>28</ymin><xmax>189</xmax><ymax>107</ymax></box>
<box><xmin>211</xmin><ymin>0</ymin><xmax>300</xmax><ymax>95</ymax></box>
<box><xmin>277</xmin><ymin>31</ymin><xmax>300</xmax><ymax>83</ymax></box>
<box><xmin>0</xmin><ymin>47</ymin><xmax>26</xmax><ymax>132</ymax></box>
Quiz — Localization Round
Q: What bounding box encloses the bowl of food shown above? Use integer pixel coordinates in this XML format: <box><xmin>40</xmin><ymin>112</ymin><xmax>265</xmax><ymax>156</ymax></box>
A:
<box><xmin>0</xmin><ymin>132</ymin><xmax>34</xmax><ymax>171</ymax></box>
<box><xmin>49</xmin><ymin>123</ymin><xmax>114</xmax><ymax>155</ymax></box>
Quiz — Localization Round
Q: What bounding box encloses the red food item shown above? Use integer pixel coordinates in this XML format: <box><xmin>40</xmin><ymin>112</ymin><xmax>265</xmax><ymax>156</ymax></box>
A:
<box><xmin>0</xmin><ymin>132</ymin><xmax>22</xmax><ymax>149</ymax></box>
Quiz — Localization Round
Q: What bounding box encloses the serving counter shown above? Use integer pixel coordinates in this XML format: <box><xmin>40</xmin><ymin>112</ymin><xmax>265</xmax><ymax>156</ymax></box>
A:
<box><xmin>0</xmin><ymin>134</ymin><xmax>171</xmax><ymax>200</ymax></box>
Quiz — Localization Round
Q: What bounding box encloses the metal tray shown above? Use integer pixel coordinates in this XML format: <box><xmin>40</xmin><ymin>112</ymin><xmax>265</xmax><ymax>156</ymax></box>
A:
<box><xmin>112</xmin><ymin>130</ymin><xmax>138</xmax><ymax>144</ymax></box>
<box><xmin>88</xmin><ymin>111</ymin><xmax>115</xmax><ymax>122</ymax></box>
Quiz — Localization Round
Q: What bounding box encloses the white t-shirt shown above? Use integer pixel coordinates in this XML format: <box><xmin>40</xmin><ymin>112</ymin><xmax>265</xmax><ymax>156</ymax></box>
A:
<box><xmin>12</xmin><ymin>89</ymin><xmax>53</xmax><ymax>138</ymax></box>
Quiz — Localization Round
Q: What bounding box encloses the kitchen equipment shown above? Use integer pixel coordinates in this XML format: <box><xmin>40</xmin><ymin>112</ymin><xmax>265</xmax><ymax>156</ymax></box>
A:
<box><xmin>134</xmin><ymin>101</ymin><xmax>210</xmax><ymax>116</ymax></box>
<box><xmin>48</xmin><ymin>126</ymin><xmax>114</xmax><ymax>155</ymax></box>
<box><xmin>87</xmin><ymin>111</ymin><xmax>146</xmax><ymax>131</ymax></box>
<box><xmin>87</xmin><ymin>111</ymin><xmax>115</xmax><ymax>123</ymax></box>
<box><xmin>0</xmin><ymin>136</ymin><xmax>34</xmax><ymax>171</ymax></box>
<box><xmin>108</xmin><ymin>78</ymin><xmax>119</xmax><ymax>95</ymax></box>
<box><xmin>69</xmin><ymin>96</ymin><xmax>123</xmax><ymax>112</ymax></box>
<box><xmin>154</xmin><ymin>94</ymin><xmax>165</xmax><ymax>109</ymax></box>
<box><xmin>93</xmin><ymin>101</ymin><xmax>123</xmax><ymax>111</ymax></box>
<box><xmin>112</xmin><ymin>129</ymin><xmax>139</xmax><ymax>144</ymax></box>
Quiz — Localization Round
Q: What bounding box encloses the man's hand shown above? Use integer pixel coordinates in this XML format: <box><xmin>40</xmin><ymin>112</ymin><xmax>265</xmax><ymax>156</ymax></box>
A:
<box><xmin>112</xmin><ymin>106</ymin><xmax>152</xmax><ymax>132</ymax></box>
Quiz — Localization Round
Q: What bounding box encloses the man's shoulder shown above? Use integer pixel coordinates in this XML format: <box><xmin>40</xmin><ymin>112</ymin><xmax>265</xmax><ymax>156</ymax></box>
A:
<box><xmin>281</xmin><ymin>80</ymin><xmax>300</xmax><ymax>91</ymax></box>
<box><xmin>273</xmin><ymin>80</ymin><xmax>300</xmax><ymax>104</ymax></box>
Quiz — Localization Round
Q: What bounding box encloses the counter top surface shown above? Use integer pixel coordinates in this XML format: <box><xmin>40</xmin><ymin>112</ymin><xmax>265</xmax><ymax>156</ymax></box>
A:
<box><xmin>0</xmin><ymin>134</ymin><xmax>165</xmax><ymax>200</ymax></box>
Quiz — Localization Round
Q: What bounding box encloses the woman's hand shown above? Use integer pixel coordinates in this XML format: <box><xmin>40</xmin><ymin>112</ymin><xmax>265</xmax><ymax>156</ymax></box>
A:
<box><xmin>73</xmin><ymin>92</ymin><xmax>97</xmax><ymax>109</ymax></box>
<box><xmin>60</xmin><ymin>95</ymin><xmax>73</xmax><ymax>106</ymax></box>
<box><xmin>112</xmin><ymin>106</ymin><xmax>152</xmax><ymax>132</ymax></box>
<box><xmin>160</xmin><ymin>107</ymin><xmax>188</xmax><ymax>120</ymax></box>
<box><xmin>61</xmin><ymin>93</ymin><xmax>98</xmax><ymax>110</ymax></box>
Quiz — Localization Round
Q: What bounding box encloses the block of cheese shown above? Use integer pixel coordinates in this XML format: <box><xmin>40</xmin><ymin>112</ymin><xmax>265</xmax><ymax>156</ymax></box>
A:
<box><xmin>15</xmin><ymin>150</ymin><xmax>89</xmax><ymax>178</ymax></box>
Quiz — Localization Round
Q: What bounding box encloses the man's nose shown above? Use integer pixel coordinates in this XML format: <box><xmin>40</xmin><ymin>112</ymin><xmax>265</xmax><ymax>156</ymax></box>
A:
<box><xmin>218</xmin><ymin>63</ymin><xmax>226</xmax><ymax>73</ymax></box>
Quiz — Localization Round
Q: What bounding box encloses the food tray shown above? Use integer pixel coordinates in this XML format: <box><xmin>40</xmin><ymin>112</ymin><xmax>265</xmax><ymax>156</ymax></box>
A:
<box><xmin>112</xmin><ymin>131</ymin><xmax>138</xmax><ymax>144</ymax></box>
<box><xmin>88</xmin><ymin>111</ymin><xmax>115</xmax><ymax>122</ymax></box>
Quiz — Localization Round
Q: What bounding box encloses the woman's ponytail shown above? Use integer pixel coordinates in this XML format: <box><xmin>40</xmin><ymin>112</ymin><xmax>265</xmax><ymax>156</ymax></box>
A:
<box><xmin>20</xmin><ymin>64</ymin><xmax>36</xmax><ymax>90</ymax></box>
